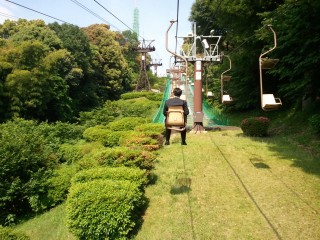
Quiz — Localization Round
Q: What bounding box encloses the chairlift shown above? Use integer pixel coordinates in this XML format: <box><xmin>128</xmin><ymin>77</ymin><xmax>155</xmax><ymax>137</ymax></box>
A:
<box><xmin>220</xmin><ymin>55</ymin><xmax>233</xmax><ymax>104</ymax></box>
<box><xmin>207</xmin><ymin>91</ymin><xmax>213</xmax><ymax>97</ymax></box>
<box><xmin>222</xmin><ymin>94</ymin><xmax>233</xmax><ymax>104</ymax></box>
<box><xmin>259</xmin><ymin>25</ymin><xmax>282</xmax><ymax>111</ymax></box>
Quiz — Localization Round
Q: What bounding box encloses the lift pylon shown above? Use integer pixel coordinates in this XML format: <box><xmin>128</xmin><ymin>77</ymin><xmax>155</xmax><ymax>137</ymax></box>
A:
<box><xmin>135</xmin><ymin>39</ymin><xmax>155</xmax><ymax>91</ymax></box>
<box><xmin>149</xmin><ymin>59</ymin><xmax>162</xmax><ymax>76</ymax></box>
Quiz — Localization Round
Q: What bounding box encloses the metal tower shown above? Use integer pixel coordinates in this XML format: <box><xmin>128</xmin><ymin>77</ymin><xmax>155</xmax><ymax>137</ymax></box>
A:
<box><xmin>133</xmin><ymin>5</ymin><xmax>139</xmax><ymax>37</ymax></box>
<box><xmin>149</xmin><ymin>59</ymin><xmax>162</xmax><ymax>76</ymax></box>
<box><xmin>134</xmin><ymin>39</ymin><xmax>155</xmax><ymax>91</ymax></box>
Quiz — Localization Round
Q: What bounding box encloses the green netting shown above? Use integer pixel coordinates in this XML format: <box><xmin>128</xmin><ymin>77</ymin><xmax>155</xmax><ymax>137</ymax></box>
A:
<box><xmin>153</xmin><ymin>80</ymin><xmax>229</xmax><ymax>126</ymax></box>
<box><xmin>202</xmin><ymin>99</ymin><xmax>229</xmax><ymax>126</ymax></box>
<box><xmin>152</xmin><ymin>79</ymin><xmax>172</xmax><ymax>123</ymax></box>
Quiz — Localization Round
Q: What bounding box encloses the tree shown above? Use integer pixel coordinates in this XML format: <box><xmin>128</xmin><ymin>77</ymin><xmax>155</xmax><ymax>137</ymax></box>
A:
<box><xmin>259</xmin><ymin>0</ymin><xmax>320</xmax><ymax>108</ymax></box>
<box><xmin>190</xmin><ymin>0</ymin><xmax>284</xmax><ymax>110</ymax></box>
<box><xmin>83</xmin><ymin>24</ymin><xmax>132</xmax><ymax>101</ymax></box>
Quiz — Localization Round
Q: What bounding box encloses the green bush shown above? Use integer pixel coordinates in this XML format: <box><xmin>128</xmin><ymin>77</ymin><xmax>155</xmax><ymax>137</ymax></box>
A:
<box><xmin>59</xmin><ymin>141</ymin><xmax>105</xmax><ymax>164</ymax></box>
<box><xmin>240</xmin><ymin>117</ymin><xmax>270</xmax><ymax>137</ymax></box>
<box><xmin>83</xmin><ymin>125</ymin><xmax>126</xmax><ymax>147</ymax></box>
<box><xmin>120</xmin><ymin>91</ymin><xmax>155</xmax><ymax>100</ymax></box>
<box><xmin>71</xmin><ymin>166</ymin><xmax>148</xmax><ymax>189</ymax></box>
<box><xmin>78</xmin><ymin>100</ymin><xmax>120</xmax><ymax>127</ymax></box>
<box><xmin>134</xmin><ymin>123</ymin><xmax>165</xmax><ymax>147</ymax></box>
<box><xmin>67</xmin><ymin>179</ymin><xmax>145</xmax><ymax>240</ymax></box>
<box><xmin>106</xmin><ymin>117</ymin><xmax>147</xmax><ymax>131</ymax></box>
<box><xmin>309</xmin><ymin>114</ymin><xmax>320</xmax><ymax>134</ymax></box>
<box><xmin>134</xmin><ymin>123</ymin><xmax>165</xmax><ymax>135</ymax></box>
<box><xmin>78</xmin><ymin>147</ymin><xmax>156</xmax><ymax>171</ymax></box>
<box><xmin>38</xmin><ymin>121</ymin><xmax>85</xmax><ymax>145</ymax></box>
<box><xmin>0</xmin><ymin>119</ymin><xmax>58</xmax><ymax>225</ymax></box>
<box><xmin>119</xmin><ymin>131</ymin><xmax>161</xmax><ymax>151</ymax></box>
<box><xmin>46</xmin><ymin>164</ymin><xmax>77</xmax><ymax>206</ymax></box>
<box><xmin>0</xmin><ymin>226</ymin><xmax>29</xmax><ymax>240</ymax></box>
<box><xmin>115</xmin><ymin>98</ymin><xmax>159</xmax><ymax>118</ymax></box>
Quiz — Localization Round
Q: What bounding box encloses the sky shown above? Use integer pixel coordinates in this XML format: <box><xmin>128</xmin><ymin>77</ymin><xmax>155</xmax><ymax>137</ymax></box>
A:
<box><xmin>0</xmin><ymin>0</ymin><xmax>195</xmax><ymax>76</ymax></box>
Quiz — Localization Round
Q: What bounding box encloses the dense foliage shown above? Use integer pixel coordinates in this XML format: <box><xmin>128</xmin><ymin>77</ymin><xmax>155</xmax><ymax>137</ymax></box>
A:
<box><xmin>191</xmin><ymin>0</ymin><xmax>320</xmax><ymax>112</ymax></box>
<box><xmin>0</xmin><ymin>20</ymin><xmax>140</xmax><ymax>122</ymax></box>
<box><xmin>0</xmin><ymin>226</ymin><xmax>29</xmax><ymax>240</ymax></box>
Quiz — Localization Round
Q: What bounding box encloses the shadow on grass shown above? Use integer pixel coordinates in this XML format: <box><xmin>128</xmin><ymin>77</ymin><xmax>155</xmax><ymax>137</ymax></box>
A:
<box><xmin>250</xmin><ymin>157</ymin><xmax>271</xmax><ymax>169</ymax></box>
<box><xmin>170</xmin><ymin>177</ymin><xmax>192</xmax><ymax>195</ymax></box>
<box><xmin>246</xmin><ymin>134</ymin><xmax>320</xmax><ymax>177</ymax></box>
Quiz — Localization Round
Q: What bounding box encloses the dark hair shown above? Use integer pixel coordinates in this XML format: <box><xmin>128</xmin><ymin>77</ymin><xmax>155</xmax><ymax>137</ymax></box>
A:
<box><xmin>173</xmin><ymin>88</ymin><xmax>182</xmax><ymax>97</ymax></box>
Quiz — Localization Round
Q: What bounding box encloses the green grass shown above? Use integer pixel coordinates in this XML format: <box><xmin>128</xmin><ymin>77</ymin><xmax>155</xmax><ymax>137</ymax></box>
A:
<box><xmin>135</xmin><ymin>130</ymin><xmax>320</xmax><ymax>239</ymax></box>
<box><xmin>15</xmin><ymin>204</ymin><xmax>75</xmax><ymax>240</ymax></box>
<box><xmin>14</xmin><ymin>129</ymin><xmax>320</xmax><ymax>239</ymax></box>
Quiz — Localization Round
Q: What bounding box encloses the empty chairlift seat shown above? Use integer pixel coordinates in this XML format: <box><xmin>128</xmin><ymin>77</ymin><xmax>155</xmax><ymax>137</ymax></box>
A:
<box><xmin>260</xmin><ymin>58</ymin><xmax>279</xmax><ymax>69</ymax></box>
<box><xmin>262</xmin><ymin>94</ymin><xmax>282</xmax><ymax>110</ymax></box>
<box><xmin>222</xmin><ymin>94</ymin><xmax>233</xmax><ymax>104</ymax></box>
<box><xmin>222</xmin><ymin>75</ymin><xmax>232</xmax><ymax>81</ymax></box>
<box><xmin>207</xmin><ymin>91</ymin><xmax>213</xmax><ymax>97</ymax></box>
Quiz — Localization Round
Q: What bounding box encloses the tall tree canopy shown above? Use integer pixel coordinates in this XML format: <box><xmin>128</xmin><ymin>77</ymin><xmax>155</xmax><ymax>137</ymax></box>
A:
<box><xmin>0</xmin><ymin>20</ymin><xmax>136</xmax><ymax>122</ymax></box>
<box><xmin>189</xmin><ymin>0</ymin><xmax>319</xmax><ymax>111</ymax></box>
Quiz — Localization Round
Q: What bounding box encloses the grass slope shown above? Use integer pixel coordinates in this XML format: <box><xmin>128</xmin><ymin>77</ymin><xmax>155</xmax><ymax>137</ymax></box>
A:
<box><xmin>135</xmin><ymin>130</ymin><xmax>320</xmax><ymax>240</ymax></box>
<box><xmin>16</xmin><ymin>204</ymin><xmax>75</xmax><ymax>240</ymax></box>
<box><xmin>15</xmin><ymin>129</ymin><xmax>320</xmax><ymax>239</ymax></box>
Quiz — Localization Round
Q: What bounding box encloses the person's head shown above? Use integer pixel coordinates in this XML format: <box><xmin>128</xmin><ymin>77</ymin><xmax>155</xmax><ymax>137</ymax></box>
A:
<box><xmin>173</xmin><ymin>88</ymin><xmax>182</xmax><ymax>97</ymax></box>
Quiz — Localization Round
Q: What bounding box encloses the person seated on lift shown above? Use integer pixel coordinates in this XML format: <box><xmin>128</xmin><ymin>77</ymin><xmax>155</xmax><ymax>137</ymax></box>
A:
<box><xmin>163</xmin><ymin>87</ymin><xmax>189</xmax><ymax>145</ymax></box>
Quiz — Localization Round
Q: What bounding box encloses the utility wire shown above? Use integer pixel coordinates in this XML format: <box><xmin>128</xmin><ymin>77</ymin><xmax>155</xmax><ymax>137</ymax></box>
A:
<box><xmin>0</xmin><ymin>11</ymin><xmax>18</xmax><ymax>20</ymax></box>
<box><xmin>93</xmin><ymin>0</ymin><xmax>144</xmax><ymax>40</ymax></box>
<box><xmin>69</xmin><ymin>0</ymin><xmax>121</xmax><ymax>31</ymax></box>
<box><xmin>174</xmin><ymin>0</ymin><xmax>180</xmax><ymax>56</ymax></box>
<box><xmin>4</xmin><ymin>0</ymin><xmax>72</xmax><ymax>24</ymax></box>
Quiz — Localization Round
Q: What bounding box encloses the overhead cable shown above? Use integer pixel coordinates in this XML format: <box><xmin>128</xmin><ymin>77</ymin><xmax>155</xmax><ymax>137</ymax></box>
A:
<box><xmin>4</xmin><ymin>0</ymin><xmax>72</xmax><ymax>24</ymax></box>
<box><xmin>69</xmin><ymin>0</ymin><xmax>121</xmax><ymax>31</ymax></box>
<box><xmin>0</xmin><ymin>11</ymin><xmax>18</xmax><ymax>20</ymax></box>
<box><xmin>174</xmin><ymin>0</ymin><xmax>180</xmax><ymax>57</ymax></box>
<box><xmin>93</xmin><ymin>0</ymin><xmax>144</xmax><ymax>40</ymax></box>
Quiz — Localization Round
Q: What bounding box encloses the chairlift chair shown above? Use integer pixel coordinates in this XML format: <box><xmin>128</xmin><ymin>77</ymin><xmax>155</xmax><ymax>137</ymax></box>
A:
<box><xmin>220</xmin><ymin>55</ymin><xmax>233</xmax><ymax>104</ymax></box>
<box><xmin>222</xmin><ymin>94</ymin><xmax>233</xmax><ymax>104</ymax></box>
<box><xmin>207</xmin><ymin>91</ymin><xmax>213</xmax><ymax>97</ymax></box>
<box><xmin>259</xmin><ymin>25</ymin><xmax>282</xmax><ymax>111</ymax></box>
<box><xmin>221</xmin><ymin>75</ymin><xmax>232</xmax><ymax>81</ymax></box>
<box><xmin>262</xmin><ymin>94</ymin><xmax>282</xmax><ymax>110</ymax></box>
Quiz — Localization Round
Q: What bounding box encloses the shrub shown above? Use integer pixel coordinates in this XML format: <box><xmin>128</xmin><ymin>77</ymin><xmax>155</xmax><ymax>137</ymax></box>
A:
<box><xmin>120</xmin><ymin>91</ymin><xmax>154</xmax><ymax>100</ymax></box>
<box><xmin>83</xmin><ymin>126</ymin><xmax>126</xmax><ymax>147</ymax></box>
<box><xmin>67</xmin><ymin>179</ymin><xmax>145</xmax><ymax>240</ymax></box>
<box><xmin>71</xmin><ymin>166</ymin><xmax>148</xmax><ymax>189</ymax></box>
<box><xmin>106</xmin><ymin>117</ymin><xmax>147</xmax><ymax>131</ymax></box>
<box><xmin>134</xmin><ymin>123</ymin><xmax>165</xmax><ymax>135</ymax></box>
<box><xmin>115</xmin><ymin>98</ymin><xmax>159</xmax><ymax>118</ymax></box>
<box><xmin>78</xmin><ymin>147</ymin><xmax>156</xmax><ymax>171</ymax></box>
<box><xmin>240</xmin><ymin>117</ymin><xmax>270</xmax><ymax>137</ymax></box>
<box><xmin>119</xmin><ymin>131</ymin><xmax>161</xmax><ymax>151</ymax></box>
<box><xmin>0</xmin><ymin>119</ymin><xmax>58</xmax><ymax>225</ymax></box>
<box><xmin>309</xmin><ymin>114</ymin><xmax>320</xmax><ymax>134</ymax></box>
<box><xmin>78</xmin><ymin>100</ymin><xmax>120</xmax><ymax>127</ymax></box>
<box><xmin>38</xmin><ymin>121</ymin><xmax>85</xmax><ymax>145</ymax></box>
<box><xmin>46</xmin><ymin>164</ymin><xmax>77</xmax><ymax>206</ymax></box>
<box><xmin>0</xmin><ymin>226</ymin><xmax>29</xmax><ymax>240</ymax></box>
<box><xmin>134</xmin><ymin>123</ymin><xmax>165</xmax><ymax>147</ymax></box>
<box><xmin>59</xmin><ymin>141</ymin><xmax>105</xmax><ymax>164</ymax></box>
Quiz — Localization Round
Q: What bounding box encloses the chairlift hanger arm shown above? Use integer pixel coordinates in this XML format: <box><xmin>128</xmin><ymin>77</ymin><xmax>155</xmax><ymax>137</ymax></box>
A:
<box><xmin>260</xmin><ymin>25</ymin><xmax>277</xmax><ymax>59</ymax></box>
<box><xmin>221</xmin><ymin>55</ymin><xmax>232</xmax><ymax>76</ymax></box>
<box><xmin>165</xmin><ymin>20</ymin><xmax>188</xmax><ymax>77</ymax></box>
